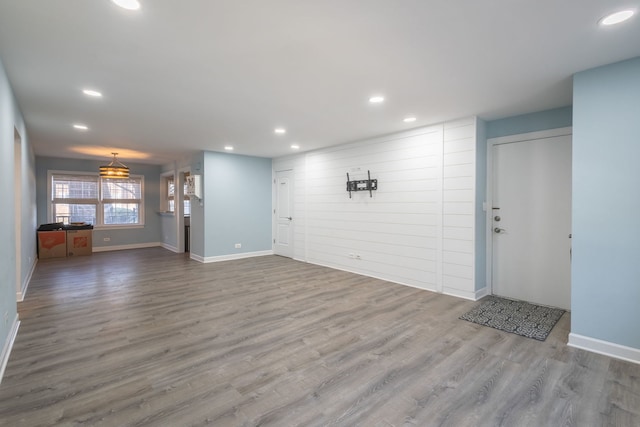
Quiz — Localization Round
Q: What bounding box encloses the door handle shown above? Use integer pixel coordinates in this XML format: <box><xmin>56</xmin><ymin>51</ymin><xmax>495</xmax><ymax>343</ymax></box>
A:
<box><xmin>287</xmin><ymin>217</ymin><xmax>292</xmax><ymax>220</ymax></box>
<box><xmin>494</xmin><ymin>227</ymin><xmax>506</xmax><ymax>234</ymax></box>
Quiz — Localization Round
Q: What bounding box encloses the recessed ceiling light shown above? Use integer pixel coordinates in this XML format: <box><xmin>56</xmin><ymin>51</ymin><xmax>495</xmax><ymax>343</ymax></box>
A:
<box><xmin>403</xmin><ymin>116</ymin><xmax>417</xmax><ymax>123</ymax></box>
<box><xmin>369</xmin><ymin>96</ymin><xmax>385</xmax><ymax>103</ymax></box>
<box><xmin>73</xmin><ymin>124</ymin><xmax>89</xmax><ymax>131</ymax></box>
<box><xmin>82</xmin><ymin>89</ymin><xmax>103</xmax><ymax>98</ymax></box>
<box><xmin>111</xmin><ymin>0</ymin><xmax>141</xmax><ymax>11</ymax></box>
<box><xmin>291</xmin><ymin>144</ymin><xmax>300</xmax><ymax>150</ymax></box>
<box><xmin>274</xmin><ymin>128</ymin><xmax>286</xmax><ymax>134</ymax></box>
<box><xmin>224</xmin><ymin>145</ymin><xmax>234</xmax><ymax>151</ymax></box>
<box><xmin>600</xmin><ymin>10</ymin><xmax>635</xmax><ymax>26</ymax></box>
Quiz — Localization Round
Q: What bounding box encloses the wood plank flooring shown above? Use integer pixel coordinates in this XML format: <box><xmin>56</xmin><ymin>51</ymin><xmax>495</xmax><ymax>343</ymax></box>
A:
<box><xmin>0</xmin><ymin>248</ymin><xmax>638</xmax><ymax>426</ymax></box>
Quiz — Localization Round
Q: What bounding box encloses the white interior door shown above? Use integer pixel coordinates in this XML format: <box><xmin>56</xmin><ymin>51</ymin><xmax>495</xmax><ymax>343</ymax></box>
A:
<box><xmin>491</xmin><ymin>134</ymin><xmax>572</xmax><ymax>310</ymax></box>
<box><xmin>274</xmin><ymin>170</ymin><xmax>293</xmax><ymax>258</ymax></box>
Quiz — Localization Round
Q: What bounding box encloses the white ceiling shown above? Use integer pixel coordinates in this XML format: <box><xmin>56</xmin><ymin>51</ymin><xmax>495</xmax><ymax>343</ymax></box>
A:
<box><xmin>0</xmin><ymin>1</ymin><xmax>639</xmax><ymax>164</ymax></box>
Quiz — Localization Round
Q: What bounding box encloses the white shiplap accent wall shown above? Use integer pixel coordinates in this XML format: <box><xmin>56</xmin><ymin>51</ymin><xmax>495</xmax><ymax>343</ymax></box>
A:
<box><xmin>273</xmin><ymin>118</ymin><xmax>481</xmax><ymax>297</ymax></box>
<box><xmin>442</xmin><ymin>118</ymin><xmax>478</xmax><ymax>299</ymax></box>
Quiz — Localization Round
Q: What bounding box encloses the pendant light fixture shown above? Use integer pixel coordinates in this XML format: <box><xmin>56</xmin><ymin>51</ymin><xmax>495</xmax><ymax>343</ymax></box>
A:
<box><xmin>100</xmin><ymin>152</ymin><xmax>130</xmax><ymax>179</ymax></box>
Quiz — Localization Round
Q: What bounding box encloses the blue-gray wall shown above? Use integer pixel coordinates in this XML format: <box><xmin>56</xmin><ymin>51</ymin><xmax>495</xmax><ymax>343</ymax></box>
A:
<box><xmin>202</xmin><ymin>151</ymin><xmax>272</xmax><ymax>257</ymax></box>
<box><xmin>36</xmin><ymin>156</ymin><xmax>162</xmax><ymax>249</ymax></box>
<box><xmin>0</xmin><ymin>57</ymin><xmax>37</xmax><ymax>362</ymax></box>
<box><xmin>572</xmin><ymin>57</ymin><xmax>640</xmax><ymax>349</ymax></box>
<box><xmin>486</xmin><ymin>106</ymin><xmax>572</xmax><ymax>139</ymax></box>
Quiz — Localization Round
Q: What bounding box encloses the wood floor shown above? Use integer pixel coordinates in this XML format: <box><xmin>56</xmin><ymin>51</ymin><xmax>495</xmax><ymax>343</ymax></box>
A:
<box><xmin>1</xmin><ymin>248</ymin><xmax>638</xmax><ymax>427</ymax></box>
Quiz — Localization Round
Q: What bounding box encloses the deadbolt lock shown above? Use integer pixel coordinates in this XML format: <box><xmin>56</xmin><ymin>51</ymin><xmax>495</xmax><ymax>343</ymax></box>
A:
<box><xmin>494</xmin><ymin>215</ymin><xmax>501</xmax><ymax>222</ymax></box>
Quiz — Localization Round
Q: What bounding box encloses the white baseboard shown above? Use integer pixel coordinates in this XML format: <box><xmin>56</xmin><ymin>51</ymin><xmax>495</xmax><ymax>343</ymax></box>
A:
<box><xmin>0</xmin><ymin>314</ymin><xmax>20</xmax><ymax>384</ymax></box>
<box><xmin>160</xmin><ymin>243</ymin><xmax>179</xmax><ymax>253</ymax></box>
<box><xmin>17</xmin><ymin>257</ymin><xmax>37</xmax><ymax>302</ymax></box>
<box><xmin>192</xmin><ymin>250</ymin><xmax>274</xmax><ymax>263</ymax></box>
<box><xmin>304</xmin><ymin>259</ymin><xmax>438</xmax><ymax>293</ymax></box>
<box><xmin>568</xmin><ymin>333</ymin><xmax>640</xmax><ymax>365</ymax></box>
<box><xmin>92</xmin><ymin>242</ymin><xmax>161</xmax><ymax>253</ymax></box>
<box><xmin>190</xmin><ymin>253</ymin><xmax>205</xmax><ymax>263</ymax></box>
<box><xmin>475</xmin><ymin>286</ymin><xmax>489</xmax><ymax>300</ymax></box>
<box><xmin>443</xmin><ymin>286</ymin><xmax>488</xmax><ymax>301</ymax></box>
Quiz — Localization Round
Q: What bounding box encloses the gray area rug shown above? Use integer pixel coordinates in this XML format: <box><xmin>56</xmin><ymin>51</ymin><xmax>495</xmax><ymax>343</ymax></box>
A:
<box><xmin>459</xmin><ymin>295</ymin><xmax>565</xmax><ymax>341</ymax></box>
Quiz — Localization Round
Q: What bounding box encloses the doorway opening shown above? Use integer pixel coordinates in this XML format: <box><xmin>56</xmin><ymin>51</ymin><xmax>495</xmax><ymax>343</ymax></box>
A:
<box><xmin>182</xmin><ymin>170</ymin><xmax>191</xmax><ymax>253</ymax></box>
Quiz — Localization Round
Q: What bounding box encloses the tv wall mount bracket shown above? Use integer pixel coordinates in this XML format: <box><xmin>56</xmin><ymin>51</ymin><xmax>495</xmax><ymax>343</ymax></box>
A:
<box><xmin>346</xmin><ymin>170</ymin><xmax>377</xmax><ymax>198</ymax></box>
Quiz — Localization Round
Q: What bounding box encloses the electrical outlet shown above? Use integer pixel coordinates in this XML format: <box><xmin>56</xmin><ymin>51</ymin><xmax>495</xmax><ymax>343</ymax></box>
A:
<box><xmin>103</xmin><ymin>237</ymin><xmax>111</xmax><ymax>242</ymax></box>
<box><xmin>235</xmin><ymin>243</ymin><xmax>241</xmax><ymax>249</ymax></box>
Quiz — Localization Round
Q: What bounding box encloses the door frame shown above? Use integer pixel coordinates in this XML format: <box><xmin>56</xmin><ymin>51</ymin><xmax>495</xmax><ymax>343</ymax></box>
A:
<box><xmin>485</xmin><ymin>126</ymin><xmax>572</xmax><ymax>298</ymax></box>
<box><xmin>176</xmin><ymin>167</ymin><xmax>191</xmax><ymax>253</ymax></box>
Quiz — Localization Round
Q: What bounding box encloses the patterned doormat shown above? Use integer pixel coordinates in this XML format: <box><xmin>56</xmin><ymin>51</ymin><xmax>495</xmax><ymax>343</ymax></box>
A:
<box><xmin>459</xmin><ymin>296</ymin><xmax>565</xmax><ymax>341</ymax></box>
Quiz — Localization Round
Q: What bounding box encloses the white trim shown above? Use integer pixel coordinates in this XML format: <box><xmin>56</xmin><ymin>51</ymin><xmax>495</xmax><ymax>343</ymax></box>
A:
<box><xmin>17</xmin><ymin>258</ymin><xmax>37</xmax><ymax>302</ymax></box>
<box><xmin>568</xmin><ymin>333</ymin><xmax>640</xmax><ymax>365</ymax></box>
<box><xmin>93</xmin><ymin>225</ymin><xmax>145</xmax><ymax>231</ymax></box>
<box><xmin>443</xmin><ymin>286</ymin><xmax>488</xmax><ymax>301</ymax></box>
<box><xmin>306</xmin><ymin>260</ymin><xmax>438</xmax><ymax>294</ymax></box>
<box><xmin>92</xmin><ymin>242</ymin><xmax>161</xmax><ymax>252</ymax></box>
<box><xmin>304</xmin><ymin>154</ymin><xmax>309</xmax><ymax>262</ymax></box>
<box><xmin>0</xmin><ymin>315</ymin><xmax>20</xmax><ymax>384</ymax></box>
<box><xmin>190</xmin><ymin>253</ymin><xmax>205</xmax><ymax>263</ymax></box>
<box><xmin>160</xmin><ymin>243</ymin><xmax>179</xmax><ymax>253</ymax></box>
<box><xmin>475</xmin><ymin>286</ymin><xmax>489</xmax><ymax>300</ymax></box>
<box><xmin>435</xmin><ymin>123</ymin><xmax>444</xmax><ymax>294</ymax></box>
<box><xmin>193</xmin><ymin>250</ymin><xmax>274</xmax><ymax>264</ymax></box>
<box><xmin>176</xmin><ymin>166</ymin><xmax>191</xmax><ymax>254</ymax></box>
<box><xmin>488</xmin><ymin>126</ymin><xmax>573</xmax><ymax>146</ymax></box>
<box><xmin>485</xmin><ymin>126</ymin><xmax>573</xmax><ymax>298</ymax></box>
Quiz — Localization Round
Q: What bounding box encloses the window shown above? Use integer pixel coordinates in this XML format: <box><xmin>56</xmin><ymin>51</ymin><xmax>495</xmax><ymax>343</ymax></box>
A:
<box><xmin>161</xmin><ymin>174</ymin><xmax>176</xmax><ymax>212</ymax></box>
<box><xmin>161</xmin><ymin>172</ymin><xmax>190</xmax><ymax>215</ymax></box>
<box><xmin>51</xmin><ymin>173</ymin><xmax>144</xmax><ymax>227</ymax></box>
<box><xmin>167</xmin><ymin>176</ymin><xmax>175</xmax><ymax>212</ymax></box>
<box><xmin>183</xmin><ymin>172</ymin><xmax>191</xmax><ymax>216</ymax></box>
<box><xmin>102</xmin><ymin>178</ymin><xmax>142</xmax><ymax>224</ymax></box>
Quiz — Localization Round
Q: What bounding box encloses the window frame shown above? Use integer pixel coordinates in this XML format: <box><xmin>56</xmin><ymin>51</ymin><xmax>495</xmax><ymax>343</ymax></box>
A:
<box><xmin>48</xmin><ymin>170</ymin><xmax>145</xmax><ymax>229</ymax></box>
<box><xmin>160</xmin><ymin>171</ymin><xmax>191</xmax><ymax>216</ymax></box>
<box><xmin>161</xmin><ymin>172</ymin><xmax>175</xmax><ymax>213</ymax></box>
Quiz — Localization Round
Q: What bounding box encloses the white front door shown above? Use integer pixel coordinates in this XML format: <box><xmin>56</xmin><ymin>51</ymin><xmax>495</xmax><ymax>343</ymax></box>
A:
<box><xmin>274</xmin><ymin>170</ymin><xmax>293</xmax><ymax>258</ymax></box>
<box><xmin>491</xmin><ymin>133</ymin><xmax>572</xmax><ymax>310</ymax></box>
